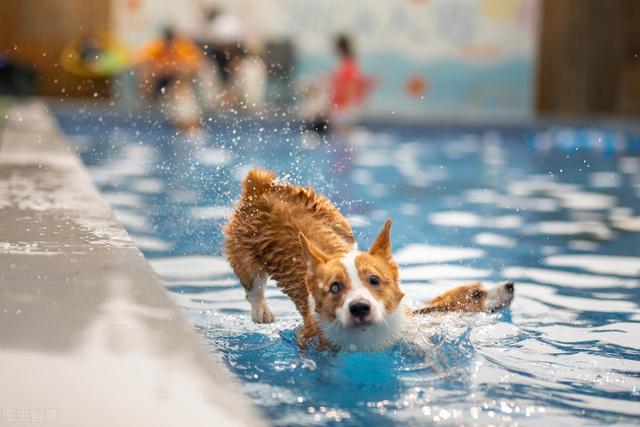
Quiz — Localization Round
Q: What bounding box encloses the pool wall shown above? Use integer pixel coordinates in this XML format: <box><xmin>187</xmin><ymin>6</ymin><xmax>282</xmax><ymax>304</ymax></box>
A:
<box><xmin>0</xmin><ymin>101</ymin><xmax>264</xmax><ymax>426</ymax></box>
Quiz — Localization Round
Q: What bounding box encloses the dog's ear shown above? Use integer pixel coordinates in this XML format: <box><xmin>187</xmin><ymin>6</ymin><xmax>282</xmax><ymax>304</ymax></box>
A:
<box><xmin>369</xmin><ymin>219</ymin><xmax>393</xmax><ymax>262</ymax></box>
<box><xmin>299</xmin><ymin>233</ymin><xmax>328</xmax><ymax>276</ymax></box>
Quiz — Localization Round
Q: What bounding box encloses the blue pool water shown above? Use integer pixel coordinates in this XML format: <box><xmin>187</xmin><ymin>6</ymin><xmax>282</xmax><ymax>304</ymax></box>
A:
<box><xmin>56</xmin><ymin>109</ymin><xmax>640</xmax><ymax>425</ymax></box>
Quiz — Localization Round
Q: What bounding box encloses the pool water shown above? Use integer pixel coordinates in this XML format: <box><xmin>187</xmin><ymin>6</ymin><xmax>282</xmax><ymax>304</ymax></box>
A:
<box><xmin>57</xmin><ymin>110</ymin><xmax>640</xmax><ymax>426</ymax></box>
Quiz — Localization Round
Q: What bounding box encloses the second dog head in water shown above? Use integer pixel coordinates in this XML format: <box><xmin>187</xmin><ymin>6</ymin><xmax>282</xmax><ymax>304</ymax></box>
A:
<box><xmin>413</xmin><ymin>281</ymin><xmax>515</xmax><ymax>315</ymax></box>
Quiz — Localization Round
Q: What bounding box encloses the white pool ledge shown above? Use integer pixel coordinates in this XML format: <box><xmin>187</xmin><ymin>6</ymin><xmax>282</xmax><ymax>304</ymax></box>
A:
<box><xmin>0</xmin><ymin>101</ymin><xmax>264</xmax><ymax>427</ymax></box>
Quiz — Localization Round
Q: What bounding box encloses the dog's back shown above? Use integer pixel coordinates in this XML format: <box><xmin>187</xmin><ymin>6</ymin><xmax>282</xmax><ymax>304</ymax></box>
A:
<box><xmin>224</xmin><ymin>169</ymin><xmax>356</xmax><ymax>318</ymax></box>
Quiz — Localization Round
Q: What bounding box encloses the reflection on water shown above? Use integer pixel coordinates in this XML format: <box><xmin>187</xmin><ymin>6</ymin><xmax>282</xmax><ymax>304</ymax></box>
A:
<box><xmin>58</xmin><ymin>112</ymin><xmax>640</xmax><ymax>425</ymax></box>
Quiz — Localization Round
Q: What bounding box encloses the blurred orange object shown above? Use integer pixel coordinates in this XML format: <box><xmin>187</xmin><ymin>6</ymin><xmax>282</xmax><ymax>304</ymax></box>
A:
<box><xmin>405</xmin><ymin>75</ymin><xmax>428</xmax><ymax>98</ymax></box>
<box><xmin>126</xmin><ymin>0</ymin><xmax>140</xmax><ymax>10</ymax></box>
<box><xmin>139</xmin><ymin>36</ymin><xmax>203</xmax><ymax>74</ymax></box>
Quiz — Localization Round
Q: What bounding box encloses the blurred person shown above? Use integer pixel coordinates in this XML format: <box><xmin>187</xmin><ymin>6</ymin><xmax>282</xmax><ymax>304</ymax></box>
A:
<box><xmin>301</xmin><ymin>34</ymin><xmax>374</xmax><ymax>137</ymax></box>
<box><xmin>194</xmin><ymin>6</ymin><xmax>244</xmax><ymax>95</ymax></box>
<box><xmin>194</xmin><ymin>6</ymin><xmax>268</xmax><ymax>112</ymax></box>
<box><xmin>138</xmin><ymin>26</ymin><xmax>202</xmax><ymax>99</ymax></box>
<box><xmin>329</xmin><ymin>34</ymin><xmax>374</xmax><ymax>133</ymax></box>
<box><xmin>297</xmin><ymin>35</ymin><xmax>375</xmax><ymax>183</ymax></box>
<box><xmin>138</xmin><ymin>26</ymin><xmax>204</xmax><ymax>130</ymax></box>
<box><xmin>327</xmin><ymin>35</ymin><xmax>375</xmax><ymax>178</ymax></box>
<box><xmin>230</xmin><ymin>46</ymin><xmax>268</xmax><ymax>111</ymax></box>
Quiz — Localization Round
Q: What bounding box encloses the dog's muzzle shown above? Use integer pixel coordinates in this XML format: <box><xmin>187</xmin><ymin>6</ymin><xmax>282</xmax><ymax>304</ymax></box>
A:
<box><xmin>349</xmin><ymin>300</ymin><xmax>372</xmax><ymax>324</ymax></box>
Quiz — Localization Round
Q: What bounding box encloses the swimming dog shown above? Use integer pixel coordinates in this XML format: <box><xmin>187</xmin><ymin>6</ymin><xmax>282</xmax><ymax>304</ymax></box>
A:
<box><xmin>413</xmin><ymin>281</ymin><xmax>514</xmax><ymax>315</ymax></box>
<box><xmin>224</xmin><ymin>169</ymin><xmax>513</xmax><ymax>352</ymax></box>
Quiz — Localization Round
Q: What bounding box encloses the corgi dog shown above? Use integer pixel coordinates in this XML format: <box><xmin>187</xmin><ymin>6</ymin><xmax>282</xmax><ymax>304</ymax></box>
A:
<box><xmin>224</xmin><ymin>169</ymin><xmax>514</xmax><ymax>352</ymax></box>
<box><xmin>413</xmin><ymin>281</ymin><xmax>514</xmax><ymax>315</ymax></box>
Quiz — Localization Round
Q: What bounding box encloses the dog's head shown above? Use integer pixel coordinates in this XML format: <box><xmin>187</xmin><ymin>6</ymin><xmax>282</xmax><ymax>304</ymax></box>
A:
<box><xmin>300</xmin><ymin>220</ymin><xmax>406</xmax><ymax>351</ymax></box>
<box><xmin>420</xmin><ymin>281</ymin><xmax>514</xmax><ymax>314</ymax></box>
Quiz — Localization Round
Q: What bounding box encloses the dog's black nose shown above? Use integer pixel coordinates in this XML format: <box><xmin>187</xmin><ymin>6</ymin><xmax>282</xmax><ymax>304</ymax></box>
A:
<box><xmin>349</xmin><ymin>301</ymin><xmax>371</xmax><ymax>318</ymax></box>
<box><xmin>504</xmin><ymin>281</ymin><xmax>514</xmax><ymax>293</ymax></box>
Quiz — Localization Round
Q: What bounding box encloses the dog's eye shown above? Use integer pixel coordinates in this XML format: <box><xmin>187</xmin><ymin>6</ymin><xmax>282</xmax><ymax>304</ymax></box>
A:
<box><xmin>471</xmin><ymin>289</ymin><xmax>483</xmax><ymax>300</ymax></box>
<box><xmin>329</xmin><ymin>282</ymin><xmax>342</xmax><ymax>294</ymax></box>
<box><xmin>369</xmin><ymin>275</ymin><xmax>381</xmax><ymax>286</ymax></box>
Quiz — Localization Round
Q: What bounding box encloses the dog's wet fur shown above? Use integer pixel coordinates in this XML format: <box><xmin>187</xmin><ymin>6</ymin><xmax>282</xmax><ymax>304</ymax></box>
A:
<box><xmin>224</xmin><ymin>169</ymin><xmax>514</xmax><ymax>352</ymax></box>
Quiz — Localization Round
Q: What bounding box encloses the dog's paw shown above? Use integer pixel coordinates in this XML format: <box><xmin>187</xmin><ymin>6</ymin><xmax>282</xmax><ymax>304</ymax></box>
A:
<box><xmin>251</xmin><ymin>302</ymin><xmax>275</xmax><ymax>324</ymax></box>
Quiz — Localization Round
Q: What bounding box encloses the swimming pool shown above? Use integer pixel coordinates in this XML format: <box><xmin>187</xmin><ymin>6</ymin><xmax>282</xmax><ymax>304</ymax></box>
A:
<box><xmin>56</xmin><ymin>109</ymin><xmax>640</xmax><ymax>426</ymax></box>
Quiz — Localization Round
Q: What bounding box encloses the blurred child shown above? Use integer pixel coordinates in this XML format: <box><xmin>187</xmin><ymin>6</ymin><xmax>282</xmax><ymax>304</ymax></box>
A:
<box><xmin>331</xmin><ymin>36</ymin><xmax>369</xmax><ymax>110</ymax></box>
<box><xmin>328</xmin><ymin>34</ymin><xmax>374</xmax><ymax>133</ymax></box>
<box><xmin>194</xmin><ymin>6</ymin><xmax>267</xmax><ymax>111</ymax></box>
<box><xmin>138</xmin><ymin>26</ymin><xmax>204</xmax><ymax>130</ymax></box>
<box><xmin>195</xmin><ymin>7</ymin><xmax>243</xmax><ymax>86</ymax></box>
<box><xmin>301</xmin><ymin>34</ymin><xmax>374</xmax><ymax>136</ymax></box>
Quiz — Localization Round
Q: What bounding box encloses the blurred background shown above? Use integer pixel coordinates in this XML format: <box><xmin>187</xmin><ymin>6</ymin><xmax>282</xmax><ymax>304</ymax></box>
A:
<box><xmin>2</xmin><ymin>0</ymin><xmax>639</xmax><ymax>123</ymax></box>
<box><xmin>2</xmin><ymin>3</ymin><xmax>640</xmax><ymax>425</ymax></box>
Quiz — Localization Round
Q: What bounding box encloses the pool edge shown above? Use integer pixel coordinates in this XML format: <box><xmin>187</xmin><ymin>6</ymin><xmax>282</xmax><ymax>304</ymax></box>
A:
<box><xmin>0</xmin><ymin>100</ymin><xmax>265</xmax><ymax>427</ymax></box>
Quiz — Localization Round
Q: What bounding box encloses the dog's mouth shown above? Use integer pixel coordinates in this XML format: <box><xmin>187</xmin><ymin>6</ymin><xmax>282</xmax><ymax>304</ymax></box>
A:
<box><xmin>319</xmin><ymin>307</ymin><xmax>406</xmax><ymax>352</ymax></box>
<box><xmin>348</xmin><ymin>319</ymin><xmax>375</xmax><ymax>331</ymax></box>
<box><xmin>485</xmin><ymin>281</ymin><xmax>515</xmax><ymax>313</ymax></box>
<box><xmin>341</xmin><ymin>313</ymin><xmax>390</xmax><ymax>329</ymax></box>
<box><xmin>345</xmin><ymin>318</ymin><xmax>375</xmax><ymax>329</ymax></box>
<box><xmin>486</xmin><ymin>296</ymin><xmax>513</xmax><ymax>313</ymax></box>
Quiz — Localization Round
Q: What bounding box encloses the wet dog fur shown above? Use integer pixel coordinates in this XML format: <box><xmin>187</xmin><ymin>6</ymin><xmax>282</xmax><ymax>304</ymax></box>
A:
<box><xmin>224</xmin><ymin>169</ymin><xmax>513</xmax><ymax>352</ymax></box>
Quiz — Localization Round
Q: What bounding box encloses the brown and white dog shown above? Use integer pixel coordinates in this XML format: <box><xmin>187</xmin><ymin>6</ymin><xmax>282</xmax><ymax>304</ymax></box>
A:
<box><xmin>224</xmin><ymin>169</ymin><xmax>514</xmax><ymax>352</ymax></box>
<box><xmin>415</xmin><ymin>281</ymin><xmax>514</xmax><ymax>315</ymax></box>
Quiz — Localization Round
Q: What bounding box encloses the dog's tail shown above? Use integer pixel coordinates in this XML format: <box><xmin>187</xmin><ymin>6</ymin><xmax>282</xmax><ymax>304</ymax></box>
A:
<box><xmin>240</xmin><ymin>168</ymin><xmax>277</xmax><ymax>203</ymax></box>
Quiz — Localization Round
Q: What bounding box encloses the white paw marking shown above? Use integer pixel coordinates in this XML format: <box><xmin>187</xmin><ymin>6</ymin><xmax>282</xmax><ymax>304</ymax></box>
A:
<box><xmin>246</xmin><ymin>276</ymin><xmax>275</xmax><ymax>323</ymax></box>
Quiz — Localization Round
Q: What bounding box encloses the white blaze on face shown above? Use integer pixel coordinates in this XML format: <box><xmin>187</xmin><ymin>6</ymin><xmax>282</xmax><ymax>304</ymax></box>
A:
<box><xmin>337</xmin><ymin>251</ymin><xmax>385</xmax><ymax>327</ymax></box>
